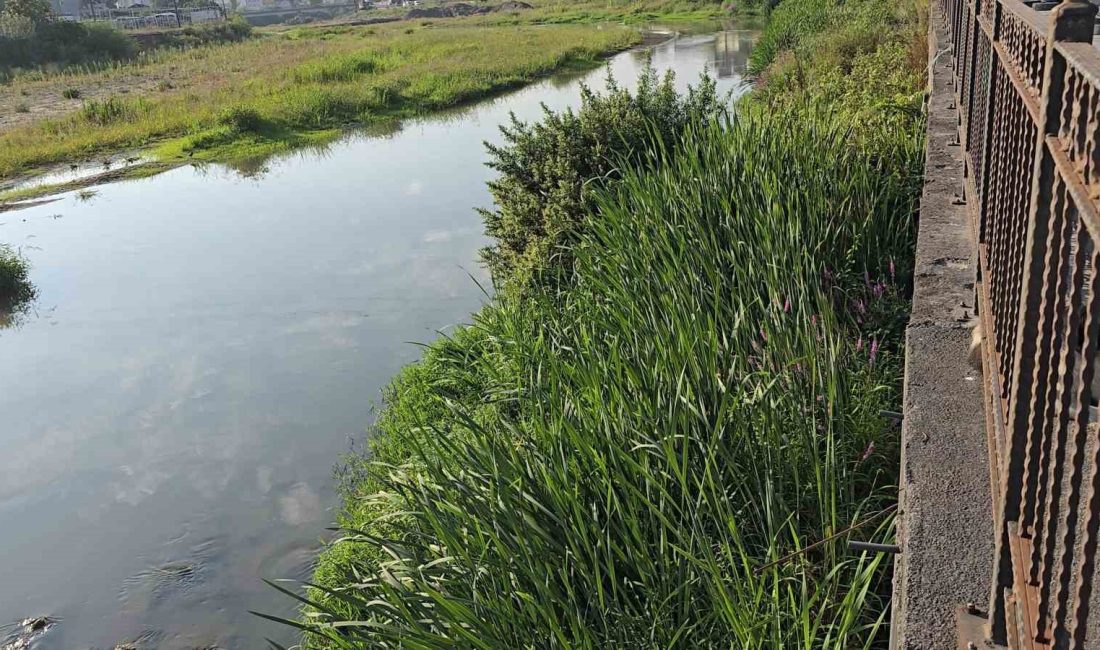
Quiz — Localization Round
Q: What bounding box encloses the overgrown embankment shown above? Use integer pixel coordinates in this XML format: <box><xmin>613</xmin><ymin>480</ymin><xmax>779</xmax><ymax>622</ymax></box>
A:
<box><xmin>290</xmin><ymin>0</ymin><xmax>927</xmax><ymax>646</ymax></box>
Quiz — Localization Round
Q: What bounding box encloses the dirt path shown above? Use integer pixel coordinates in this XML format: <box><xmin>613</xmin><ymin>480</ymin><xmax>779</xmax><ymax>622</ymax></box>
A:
<box><xmin>0</xmin><ymin>67</ymin><xmax>196</xmax><ymax>131</ymax></box>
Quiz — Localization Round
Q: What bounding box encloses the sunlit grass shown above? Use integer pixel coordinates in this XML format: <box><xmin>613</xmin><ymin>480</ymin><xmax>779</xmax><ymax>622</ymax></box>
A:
<box><xmin>0</xmin><ymin>22</ymin><xmax>641</xmax><ymax>179</ymax></box>
<box><xmin>266</xmin><ymin>0</ymin><xmax>928</xmax><ymax>645</ymax></box>
<box><xmin>285</xmin><ymin>97</ymin><xmax>923</xmax><ymax>646</ymax></box>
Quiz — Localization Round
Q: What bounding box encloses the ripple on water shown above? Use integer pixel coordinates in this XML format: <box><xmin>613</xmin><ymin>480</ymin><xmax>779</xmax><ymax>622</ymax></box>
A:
<box><xmin>1</xmin><ymin>616</ymin><xmax>57</xmax><ymax>649</ymax></box>
<box><xmin>110</xmin><ymin>627</ymin><xmax>164</xmax><ymax>649</ymax></box>
<box><xmin>118</xmin><ymin>538</ymin><xmax>220</xmax><ymax>612</ymax></box>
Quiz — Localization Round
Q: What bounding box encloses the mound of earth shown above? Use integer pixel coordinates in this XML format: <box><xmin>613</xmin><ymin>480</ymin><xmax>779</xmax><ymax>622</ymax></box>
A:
<box><xmin>405</xmin><ymin>6</ymin><xmax>449</xmax><ymax>17</ymax></box>
<box><xmin>447</xmin><ymin>2</ymin><xmax>483</xmax><ymax>15</ymax></box>
<box><xmin>405</xmin><ymin>1</ymin><xmax>529</xmax><ymax>19</ymax></box>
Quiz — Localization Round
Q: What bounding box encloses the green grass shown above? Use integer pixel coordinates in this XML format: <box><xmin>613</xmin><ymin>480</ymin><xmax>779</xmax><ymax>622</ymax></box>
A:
<box><xmin>294</xmin><ymin>108</ymin><xmax>922</xmax><ymax>648</ymax></box>
<box><xmin>0</xmin><ymin>22</ymin><xmax>642</xmax><ymax>180</ymax></box>
<box><xmin>0</xmin><ymin>245</ymin><xmax>35</xmax><ymax>317</ymax></box>
<box><xmin>290</xmin><ymin>0</ymin><xmax>928</xmax><ymax>644</ymax></box>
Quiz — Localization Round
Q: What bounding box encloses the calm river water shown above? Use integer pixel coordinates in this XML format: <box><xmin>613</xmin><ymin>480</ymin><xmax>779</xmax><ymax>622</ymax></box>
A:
<box><xmin>0</xmin><ymin>29</ymin><xmax>754</xmax><ymax>648</ymax></box>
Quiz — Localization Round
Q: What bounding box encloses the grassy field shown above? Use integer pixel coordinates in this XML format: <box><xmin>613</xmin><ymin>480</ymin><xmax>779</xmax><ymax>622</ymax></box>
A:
<box><xmin>289</xmin><ymin>0</ymin><xmax>927</xmax><ymax>646</ymax></box>
<box><xmin>0</xmin><ymin>17</ymin><xmax>644</xmax><ymax>181</ymax></box>
<box><xmin>0</xmin><ymin>0</ymin><xmax>753</xmax><ymax>183</ymax></box>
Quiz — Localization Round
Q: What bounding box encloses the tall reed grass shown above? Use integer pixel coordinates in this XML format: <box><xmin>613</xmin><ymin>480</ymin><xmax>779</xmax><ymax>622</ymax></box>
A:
<box><xmin>282</xmin><ymin>98</ymin><xmax>922</xmax><ymax>646</ymax></box>
<box><xmin>281</xmin><ymin>1</ymin><xmax>928</xmax><ymax>645</ymax></box>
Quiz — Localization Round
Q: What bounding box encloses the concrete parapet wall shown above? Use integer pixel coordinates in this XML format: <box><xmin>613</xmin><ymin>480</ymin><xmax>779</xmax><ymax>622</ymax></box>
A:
<box><xmin>889</xmin><ymin>8</ymin><xmax>996</xmax><ymax>649</ymax></box>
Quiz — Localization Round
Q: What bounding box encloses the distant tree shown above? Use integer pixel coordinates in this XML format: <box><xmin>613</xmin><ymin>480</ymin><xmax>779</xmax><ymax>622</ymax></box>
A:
<box><xmin>0</xmin><ymin>0</ymin><xmax>52</xmax><ymax>23</ymax></box>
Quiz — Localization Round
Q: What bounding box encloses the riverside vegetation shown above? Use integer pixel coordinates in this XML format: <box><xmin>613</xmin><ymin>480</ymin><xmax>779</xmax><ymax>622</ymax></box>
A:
<box><xmin>0</xmin><ymin>244</ymin><xmax>34</xmax><ymax>322</ymax></box>
<box><xmin>281</xmin><ymin>0</ymin><xmax>928</xmax><ymax>646</ymax></box>
<box><xmin>0</xmin><ymin>0</ymin><xmax>747</xmax><ymax>183</ymax></box>
<box><xmin>0</xmin><ymin>20</ymin><xmax>640</xmax><ymax>181</ymax></box>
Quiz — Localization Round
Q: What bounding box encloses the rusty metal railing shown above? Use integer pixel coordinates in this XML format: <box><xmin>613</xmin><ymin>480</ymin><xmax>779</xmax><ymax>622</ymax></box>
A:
<box><xmin>942</xmin><ymin>0</ymin><xmax>1100</xmax><ymax>646</ymax></box>
<box><xmin>941</xmin><ymin>0</ymin><xmax>1100</xmax><ymax>646</ymax></box>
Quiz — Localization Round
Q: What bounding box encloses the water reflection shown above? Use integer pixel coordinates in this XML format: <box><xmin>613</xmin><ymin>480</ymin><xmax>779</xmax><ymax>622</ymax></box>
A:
<box><xmin>0</xmin><ymin>246</ymin><xmax>37</xmax><ymax>331</ymax></box>
<box><xmin>714</xmin><ymin>30</ymin><xmax>755</xmax><ymax>79</ymax></box>
<box><xmin>0</xmin><ymin>29</ymin><xmax>754</xmax><ymax>648</ymax></box>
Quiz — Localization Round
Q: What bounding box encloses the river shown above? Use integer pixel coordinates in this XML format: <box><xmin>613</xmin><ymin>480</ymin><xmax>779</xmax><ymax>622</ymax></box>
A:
<box><xmin>0</xmin><ymin>28</ymin><xmax>754</xmax><ymax>648</ymax></box>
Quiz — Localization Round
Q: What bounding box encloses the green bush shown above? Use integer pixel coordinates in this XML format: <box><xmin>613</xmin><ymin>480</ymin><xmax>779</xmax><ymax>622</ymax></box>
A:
<box><xmin>80</xmin><ymin>96</ymin><xmax>148</xmax><ymax>125</ymax></box>
<box><xmin>217</xmin><ymin>104</ymin><xmax>266</xmax><ymax>133</ymax></box>
<box><xmin>161</xmin><ymin>16</ymin><xmax>253</xmax><ymax>48</ymax></box>
<box><xmin>480</xmin><ymin>64</ymin><xmax>722</xmax><ymax>296</ymax></box>
<box><xmin>747</xmin><ymin>0</ymin><xmax>836</xmax><ymax>74</ymax></box>
<box><xmin>0</xmin><ymin>245</ymin><xmax>35</xmax><ymax>314</ymax></box>
<box><xmin>297</xmin><ymin>104</ymin><xmax>919</xmax><ymax>648</ymax></box>
<box><xmin>0</xmin><ymin>20</ymin><xmax>135</xmax><ymax>70</ymax></box>
<box><xmin>748</xmin><ymin>0</ymin><xmax>917</xmax><ymax>75</ymax></box>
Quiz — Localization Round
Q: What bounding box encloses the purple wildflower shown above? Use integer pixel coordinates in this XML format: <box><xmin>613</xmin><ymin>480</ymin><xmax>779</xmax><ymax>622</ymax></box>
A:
<box><xmin>784</xmin><ymin>297</ymin><xmax>791</xmax><ymax>313</ymax></box>
<box><xmin>860</xmin><ymin>441</ymin><xmax>876</xmax><ymax>463</ymax></box>
<box><xmin>889</xmin><ymin>259</ymin><xmax>896</xmax><ymax>282</ymax></box>
<box><xmin>856</xmin><ymin>336</ymin><xmax>863</xmax><ymax>351</ymax></box>
<box><xmin>870</xmin><ymin>338</ymin><xmax>879</xmax><ymax>367</ymax></box>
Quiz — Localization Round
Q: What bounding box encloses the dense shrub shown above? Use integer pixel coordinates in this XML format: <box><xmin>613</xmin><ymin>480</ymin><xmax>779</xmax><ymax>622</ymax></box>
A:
<box><xmin>0</xmin><ymin>10</ymin><xmax>249</xmax><ymax>71</ymax></box>
<box><xmin>480</xmin><ymin>65</ymin><xmax>722</xmax><ymax>295</ymax></box>
<box><xmin>748</xmin><ymin>0</ymin><xmax>921</xmax><ymax>76</ymax></box>
<box><xmin>746</xmin><ymin>0</ymin><xmax>925</xmax><ymax>159</ymax></box>
<box><xmin>158</xmin><ymin>16</ymin><xmax>253</xmax><ymax>48</ymax></box>
<box><xmin>0</xmin><ymin>20</ymin><xmax>134</xmax><ymax>69</ymax></box>
<box><xmin>79</xmin><ymin>95</ymin><xmax>149</xmax><ymax>124</ymax></box>
<box><xmin>0</xmin><ymin>245</ymin><xmax>34</xmax><ymax>314</ymax></box>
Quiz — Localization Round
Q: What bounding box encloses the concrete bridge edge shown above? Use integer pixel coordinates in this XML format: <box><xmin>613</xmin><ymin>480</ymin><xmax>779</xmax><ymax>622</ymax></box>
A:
<box><xmin>889</xmin><ymin>5</ymin><xmax>996</xmax><ymax>649</ymax></box>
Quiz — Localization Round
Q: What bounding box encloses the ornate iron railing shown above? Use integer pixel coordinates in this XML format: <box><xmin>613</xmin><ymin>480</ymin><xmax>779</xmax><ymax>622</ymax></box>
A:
<box><xmin>940</xmin><ymin>0</ymin><xmax>1100</xmax><ymax>646</ymax></box>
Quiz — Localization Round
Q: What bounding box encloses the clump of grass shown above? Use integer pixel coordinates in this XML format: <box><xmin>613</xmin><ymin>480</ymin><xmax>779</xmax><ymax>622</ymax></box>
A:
<box><xmin>0</xmin><ymin>245</ymin><xmax>36</xmax><ymax>317</ymax></box>
<box><xmin>748</xmin><ymin>0</ymin><xmax>923</xmax><ymax>77</ymax></box>
<box><xmin>14</xmin><ymin>103</ymin><xmax>29</xmax><ymax>113</ymax></box>
<box><xmin>217</xmin><ymin>105</ymin><xmax>267</xmax><ymax>133</ymax></box>
<box><xmin>481</xmin><ymin>65</ymin><xmax>724</xmax><ymax>297</ymax></box>
<box><xmin>290</xmin><ymin>51</ymin><xmax>389</xmax><ymax>84</ymax></box>
<box><xmin>61</xmin><ymin>87</ymin><xmax>81</xmax><ymax>99</ymax></box>
<box><xmin>79</xmin><ymin>96</ymin><xmax>149</xmax><ymax>125</ymax></box>
<box><xmin>76</xmin><ymin>189</ymin><xmax>98</xmax><ymax>202</ymax></box>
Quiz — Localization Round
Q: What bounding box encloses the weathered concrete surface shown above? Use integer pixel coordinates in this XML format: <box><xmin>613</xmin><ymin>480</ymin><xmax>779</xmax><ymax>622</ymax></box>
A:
<box><xmin>889</xmin><ymin>7</ymin><xmax>995</xmax><ymax>649</ymax></box>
